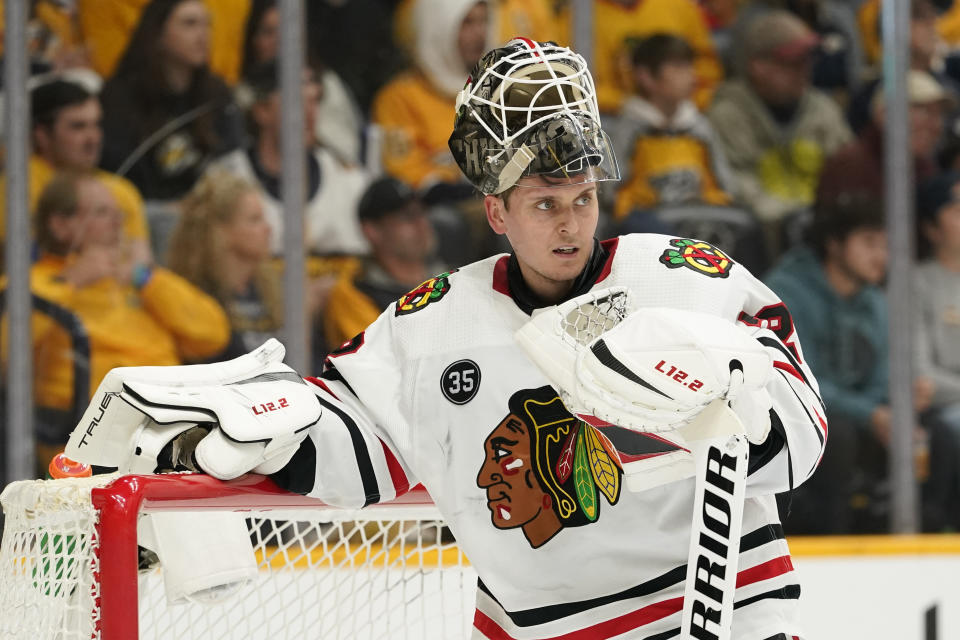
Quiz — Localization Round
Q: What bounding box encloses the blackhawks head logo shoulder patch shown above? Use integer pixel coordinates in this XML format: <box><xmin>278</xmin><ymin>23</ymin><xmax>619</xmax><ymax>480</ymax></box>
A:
<box><xmin>395</xmin><ymin>270</ymin><xmax>458</xmax><ymax>316</ymax></box>
<box><xmin>659</xmin><ymin>238</ymin><xmax>734</xmax><ymax>278</ymax></box>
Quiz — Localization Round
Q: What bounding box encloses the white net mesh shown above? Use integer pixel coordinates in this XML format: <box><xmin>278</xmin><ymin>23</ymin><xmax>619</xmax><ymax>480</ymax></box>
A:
<box><xmin>559</xmin><ymin>287</ymin><xmax>633</xmax><ymax>348</ymax></box>
<box><xmin>0</xmin><ymin>475</ymin><xmax>108</xmax><ymax>640</ymax></box>
<box><xmin>0</xmin><ymin>476</ymin><xmax>476</xmax><ymax>640</ymax></box>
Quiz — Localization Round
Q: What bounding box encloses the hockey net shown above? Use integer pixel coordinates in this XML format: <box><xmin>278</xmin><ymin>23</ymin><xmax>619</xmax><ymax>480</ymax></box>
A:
<box><xmin>0</xmin><ymin>473</ymin><xmax>476</xmax><ymax>639</ymax></box>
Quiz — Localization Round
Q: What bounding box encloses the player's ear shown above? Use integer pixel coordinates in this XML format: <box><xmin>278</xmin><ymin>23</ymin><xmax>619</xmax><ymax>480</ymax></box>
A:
<box><xmin>485</xmin><ymin>194</ymin><xmax>507</xmax><ymax>235</ymax></box>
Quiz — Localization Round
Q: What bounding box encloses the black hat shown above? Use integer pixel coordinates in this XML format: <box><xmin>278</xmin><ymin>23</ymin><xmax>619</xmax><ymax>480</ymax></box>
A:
<box><xmin>917</xmin><ymin>171</ymin><xmax>960</xmax><ymax>223</ymax></box>
<box><xmin>358</xmin><ymin>177</ymin><xmax>418</xmax><ymax>221</ymax></box>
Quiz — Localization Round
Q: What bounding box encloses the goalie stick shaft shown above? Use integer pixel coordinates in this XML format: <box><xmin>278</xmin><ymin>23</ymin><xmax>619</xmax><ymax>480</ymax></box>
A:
<box><xmin>679</xmin><ymin>401</ymin><xmax>749</xmax><ymax>640</ymax></box>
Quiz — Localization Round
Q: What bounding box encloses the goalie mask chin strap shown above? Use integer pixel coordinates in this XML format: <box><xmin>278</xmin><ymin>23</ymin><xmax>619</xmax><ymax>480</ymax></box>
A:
<box><xmin>507</xmin><ymin>238</ymin><xmax>609</xmax><ymax>314</ymax></box>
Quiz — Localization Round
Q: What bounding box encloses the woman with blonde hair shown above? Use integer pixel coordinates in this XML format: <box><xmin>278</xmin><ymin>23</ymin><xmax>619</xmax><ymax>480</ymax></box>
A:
<box><xmin>168</xmin><ymin>170</ymin><xmax>283</xmax><ymax>359</ymax></box>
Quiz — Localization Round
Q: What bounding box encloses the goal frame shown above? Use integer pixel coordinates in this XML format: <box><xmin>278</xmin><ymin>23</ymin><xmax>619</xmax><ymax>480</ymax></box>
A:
<box><xmin>88</xmin><ymin>473</ymin><xmax>442</xmax><ymax>639</ymax></box>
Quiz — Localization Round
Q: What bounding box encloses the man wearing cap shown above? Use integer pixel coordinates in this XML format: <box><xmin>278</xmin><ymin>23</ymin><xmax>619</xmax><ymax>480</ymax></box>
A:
<box><xmin>915</xmin><ymin>172</ymin><xmax>960</xmax><ymax>531</ymax></box>
<box><xmin>709</xmin><ymin>9</ymin><xmax>852</xmax><ymax>240</ymax></box>
<box><xmin>818</xmin><ymin>70</ymin><xmax>948</xmax><ymax>211</ymax></box>
<box><xmin>322</xmin><ymin>177</ymin><xmax>446</xmax><ymax>350</ymax></box>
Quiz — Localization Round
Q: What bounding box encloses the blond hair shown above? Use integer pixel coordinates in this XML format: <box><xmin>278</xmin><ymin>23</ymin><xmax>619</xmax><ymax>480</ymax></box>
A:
<box><xmin>167</xmin><ymin>170</ymin><xmax>282</xmax><ymax>324</ymax></box>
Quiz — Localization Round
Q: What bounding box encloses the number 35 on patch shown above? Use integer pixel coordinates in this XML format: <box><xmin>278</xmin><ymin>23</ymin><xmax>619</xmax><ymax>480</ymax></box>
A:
<box><xmin>442</xmin><ymin>359</ymin><xmax>481</xmax><ymax>404</ymax></box>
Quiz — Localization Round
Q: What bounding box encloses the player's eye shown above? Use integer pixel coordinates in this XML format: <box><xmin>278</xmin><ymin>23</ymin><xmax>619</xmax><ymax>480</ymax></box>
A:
<box><xmin>535</xmin><ymin>199</ymin><xmax>553</xmax><ymax>211</ymax></box>
<box><xmin>574</xmin><ymin>193</ymin><xmax>594</xmax><ymax>206</ymax></box>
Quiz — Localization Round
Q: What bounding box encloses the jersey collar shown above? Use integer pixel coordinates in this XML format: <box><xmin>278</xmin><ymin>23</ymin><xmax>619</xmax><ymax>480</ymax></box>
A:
<box><xmin>493</xmin><ymin>237</ymin><xmax>619</xmax><ymax>315</ymax></box>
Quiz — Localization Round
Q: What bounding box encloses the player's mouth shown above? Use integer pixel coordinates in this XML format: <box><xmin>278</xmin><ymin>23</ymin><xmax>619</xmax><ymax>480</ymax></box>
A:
<box><xmin>552</xmin><ymin>246</ymin><xmax>579</xmax><ymax>257</ymax></box>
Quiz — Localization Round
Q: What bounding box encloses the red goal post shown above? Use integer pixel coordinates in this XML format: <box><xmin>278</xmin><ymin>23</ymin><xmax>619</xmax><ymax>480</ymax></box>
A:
<box><xmin>0</xmin><ymin>473</ymin><xmax>476</xmax><ymax>639</ymax></box>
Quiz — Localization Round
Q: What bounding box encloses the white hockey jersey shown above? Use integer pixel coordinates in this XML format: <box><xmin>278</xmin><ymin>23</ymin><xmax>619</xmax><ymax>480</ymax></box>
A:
<box><xmin>272</xmin><ymin>234</ymin><xmax>825</xmax><ymax>640</ymax></box>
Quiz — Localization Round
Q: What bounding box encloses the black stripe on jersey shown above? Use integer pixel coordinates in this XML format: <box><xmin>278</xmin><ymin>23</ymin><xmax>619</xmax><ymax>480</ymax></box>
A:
<box><xmin>590</xmin><ymin>339</ymin><xmax>672</xmax><ymax>399</ymax></box>
<box><xmin>644</xmin><ymin>629</ymin><xmax>795</xmax><ymax>640</ymax></box>
<box><xmin>478</xmin><ymin>566</ymin><xmax>687</xmax><ymax>628</ymax></box>
<box><xmin>643</xmin><ymin>629</ymin><xmax>680</xmax><ymax>639</ymax></box>
<box><xmin>319</xmin><ymin>364</ymin><xmax>358</xmax><ymax>397</ymax></box>
<box><xmin>747</xmin><ymin>410</ymin><xmax>785</xmax><ymax>476</ymax></box>
<box><xmin>479</xmin><ymin>519</ymin><xmax>790</xmax><ymax>630</ymax></box>
<box><xmin>775</xmin><ymin>369</ymin><xmax>825</xmax><ymax>480</ymax></box>
<box><xmin>740</xmin><ymin>523</ymin><xmax>786</xmax><ymax>553</ymax></box>
<box><xmin>734</xmin><ymin>584</ymin><xmax>801</xmax><ymax>610</ymax></box>
<box><xmin>757</xmin><ymin>336</ymin><xmax>825</xmax><ymax>410</ymax></box>
<box><xmin>268</xmin><ymin>436</ymin><xmax>317</xmax><ymax>495</ymax></box>
<box><xmin>315</xmin><ymin>396</ymin><xmax>380</xmax><ymax>506</ymax></box>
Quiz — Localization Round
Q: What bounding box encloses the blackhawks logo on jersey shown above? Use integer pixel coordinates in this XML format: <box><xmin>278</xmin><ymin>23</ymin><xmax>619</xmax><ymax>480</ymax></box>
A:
<box><xmin>395</xmin><ymin>270</ymin><xmax>458</xmax><ymax>316</ymax></box>
<box><xmin>477</xmin><ymin>386</ymin><xmax>623</xmax><ymax>549</ymax></box>
<box><xmin>659</xmin><ymin>238</ymin><xmax>734</xmax><ymax>278</ymax></box>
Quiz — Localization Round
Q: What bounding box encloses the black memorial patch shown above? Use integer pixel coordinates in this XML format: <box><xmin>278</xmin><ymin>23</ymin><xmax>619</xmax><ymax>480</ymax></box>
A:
<box><xmin>441</xmin><ymin>359</ymin><xmax>481</xmax><ymax>404</ymax></box>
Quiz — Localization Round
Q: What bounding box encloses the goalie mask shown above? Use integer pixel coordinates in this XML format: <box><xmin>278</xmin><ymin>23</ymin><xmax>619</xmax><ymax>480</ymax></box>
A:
<box><xmin>448</xmin><ymin>38</ymin><xmax>620</xmax><ymax>195</ymax></box>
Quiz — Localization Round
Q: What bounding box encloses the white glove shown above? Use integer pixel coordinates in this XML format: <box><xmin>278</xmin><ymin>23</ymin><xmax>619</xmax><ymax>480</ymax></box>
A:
<box><xmin>516</xmin><ymin>289</ymin><xmax>773</xmax><ymax>436</ymax></box>
<box><xmin>122</xmin><ymin>375</ymin><xmax>320</xmax><ymax>479</ymax></box>
<box><xmin>65</xmin><ymin>339</ymin><xmax>321</xmax><ymax>479</ymax></box>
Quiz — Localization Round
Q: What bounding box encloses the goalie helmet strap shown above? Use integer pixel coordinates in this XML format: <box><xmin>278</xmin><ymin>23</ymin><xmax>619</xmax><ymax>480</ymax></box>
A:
<box><xmin>506</xmin><ymin>237</ymin><xmax>612</xmax><ymax>314</ymax></box>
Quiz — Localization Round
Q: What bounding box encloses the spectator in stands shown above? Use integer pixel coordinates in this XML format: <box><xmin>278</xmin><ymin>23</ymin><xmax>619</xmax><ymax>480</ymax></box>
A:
<box><xmin>394</xmin><ymin>0</ymin><xmax>560</xmax><ymax>68</ymax></box>
<box><xmin>494</xmin><ymin>0</ymin><xmax>561</xmax><ymax>44</ymax></box>
<box><xmin>371</xmin><ymin>0</ymin><xmax>491</xmax><ymax>195</ymax></box>
<box><xmin>324</xmin><ymin>177</ymin><xmax>446</xmax><ymax>351</ymax></box>
<box><xmin>4</xmin><ymin>1</ymin><xmax>93</xmax><ymax>78</ymax></box>
<box><xmin>818</xmin><ymin>71</ymin><xmax>947</xmax><ymax>210</ymax></box>
<box><xmin>306</xmin><ymin>0</ymin><xmax>408</xmax><ymax>116</ymax></box>
<box><xmin>556</xmin><ymin>0</ymin><xmax>723</xmax><ymax>113</ymax></box>
<box><xmin>858</xmin><ymin>0</ymin><xmax>940</xmax><ymax>69</ymax></box>
<box><xmin>22</xmin><ymin>171</ymin><xmax>229</xmax><ymax>470</ymax></box>
<box><xmin>168</xmin><ymin>171</ymin><xmax>287</xmax><ymax>360</ymax></box>
<box><xmin>709</xmin><ymin>10</ymin><xmax>852</xmax><ymax>240</ymax></box>
<box><xmin>98</xmin><ymin>0</ymin><xmax>244</xmax><ymax>201</ymax></box>
<box><xmin>239</xmin><ymin>0</ymin><xmax>363</xmax><ymax>166</ymax></box>
<box><xmin>915</xmin><ymin>172</ymin><xmax>960</xmax><ymax>531</ymax></box>
<box><xmin>727</xmin><ymin>0</ymin><xmax>864</xmax><ymax>102</ymax></box>
<box><xmin>211</xmin><ymin>62</ymin><xmax>370</xmax><ymax>257</ymax></box>
<box><xmin>850</xmin><ymin>0</ymin><xmax>947</xmax><ymax>134</ymax></box>
<box><xmin>0</xmin><ymin>79</ymin><xmax>150</xmax><ymax>259</ymax></box>
<box><xmin>765</xmin><ymin>194</ymin><xmax>933</xmax><ymax>533</ymax></box>
<box><xmin>612</xmin><ymin>34</ymin><xmax>734</xmax><ymax>229</ymax></box>
<box><xmin>76</xmin><ymin>0</ymin><xmax>251</xmax><ymax>86</ymax></box>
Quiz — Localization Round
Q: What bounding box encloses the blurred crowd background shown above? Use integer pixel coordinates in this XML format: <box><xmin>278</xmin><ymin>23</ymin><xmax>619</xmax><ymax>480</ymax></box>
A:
<box><xmin>1</xmin><ymin>0</ymin><xmax>960</xmax><ymax>536</ymax></box>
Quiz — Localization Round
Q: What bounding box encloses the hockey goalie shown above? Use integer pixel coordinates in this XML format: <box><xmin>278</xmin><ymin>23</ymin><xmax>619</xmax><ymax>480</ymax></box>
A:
<box><xmin>64</xmin><ymin>39</ymin><xmax>825</xmax><ymax>640</ymax></box>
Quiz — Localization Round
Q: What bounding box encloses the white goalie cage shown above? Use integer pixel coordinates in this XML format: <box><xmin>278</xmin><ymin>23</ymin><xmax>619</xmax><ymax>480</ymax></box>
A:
<box><xmin>0</xmin><ymin>473</ymin><xmax>477</xmax><ymax>639</ymax></box>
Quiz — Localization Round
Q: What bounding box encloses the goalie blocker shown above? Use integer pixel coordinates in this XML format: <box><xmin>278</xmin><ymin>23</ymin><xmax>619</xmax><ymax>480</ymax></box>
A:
<box><xmin>65</xmin><ymin>339</ymin><xmax>321</xmax><ymax>480</ymax></box>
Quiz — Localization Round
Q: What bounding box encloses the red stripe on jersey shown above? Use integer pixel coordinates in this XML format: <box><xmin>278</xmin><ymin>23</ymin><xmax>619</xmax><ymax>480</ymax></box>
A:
<box><xmin>735</xmin><ymin>555</ymin><xmax>794</xmax><ymax>589</ymax></box>
<box><xmin>473</xmin><ymin>596</ymin><xmax>682</xmax><ymax>640</ymax></box>
<box><xmin>380</xmin><ymin>439</ymin><xmax>410</xmax><ymax>497</ymax></box>
<box><xmin>596</xmin><ymin>237</ymin><xmax>619</xmax><ymax>283</ymax></box>
<box><xmin>772</xmin><ymin>360</ymin><xmax>805</xmax><ymax>383</ymax></box>
<box><xmin>492</xmin><ymin>256</ymin><xmax>511</xmax><ymax>297</ymax></box>
<box><xmin>813</xmin><ymin>408</ymin><xmax>828</xmax><ymax>438</ymax></box>
<box><xmin>304</xmin><ymin>376</ymin><xmax>339</xmax><ymax>401</ymax></box>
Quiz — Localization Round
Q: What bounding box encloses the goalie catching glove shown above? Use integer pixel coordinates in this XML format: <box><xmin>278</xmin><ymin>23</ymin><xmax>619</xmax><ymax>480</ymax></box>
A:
<box><xmin>64</xmin><ymin>339</ymin><xmax>321</xmax><ymax>480</ymax></box>
<box><xmin>515</xmin><ymin>288</ymin><xmax>774</xmax><ymax>443</ymax></box>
